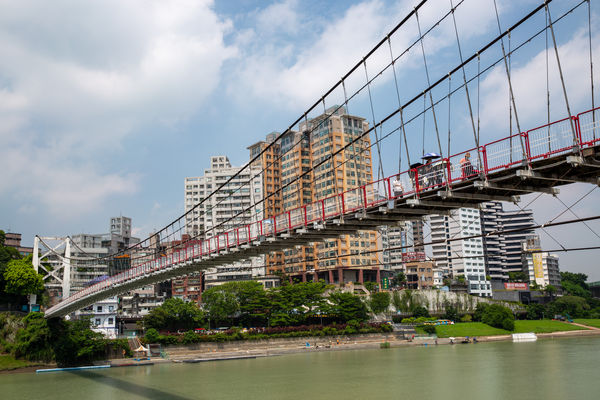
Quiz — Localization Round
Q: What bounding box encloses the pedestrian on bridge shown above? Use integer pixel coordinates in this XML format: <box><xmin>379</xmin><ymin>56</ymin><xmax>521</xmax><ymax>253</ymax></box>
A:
<box><xmin>460</xmin><ymin>152</ymin><xmax>476</xmax><ymax>178</ymax></box>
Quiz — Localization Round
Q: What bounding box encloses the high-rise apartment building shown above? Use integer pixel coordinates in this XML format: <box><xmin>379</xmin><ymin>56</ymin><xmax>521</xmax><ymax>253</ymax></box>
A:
<box><xmin>522</xmin><ymin>235</ymin><xmax>561</xmax><ymax>288</ymax></box>
<box><xmin>430</xmin><ymin>208</ymin><xmax>492</xmax><ymax>297</ymax></box>
<box><xmin>249</xmin><ymin>106</ymin><xmax>380</xmax><ymax>285</ymax></box>
<box><xmin>479</xmin><ymin>202</ymin><xmax>535</xmax><ymax>281</ymax></box>
<box><xmin>184</xmin><ymin>156</ymin><xmax>265</xmax><ymax>289</ymax></box>
<box><xmin>379</xmin><ymin>222</ymin><xmax>414</xmax><ymax>271</ymax></box>
<box><xmin>248</xmin><ymin>133</ymin><xmax>285</xmax><ymax>273</ymax></box>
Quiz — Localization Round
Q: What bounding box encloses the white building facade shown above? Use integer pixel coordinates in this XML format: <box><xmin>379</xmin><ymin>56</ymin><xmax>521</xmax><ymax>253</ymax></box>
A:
<box><xmin>84</xmin><ymin>296</ymin><xmax>118</xmax><ymax>339</ymax></box>
<box><xmin>522</xmin><ymin>235</ymin><xmax>561</xmax><ymax>288</ymax></box>
<box><xmin>430</xmin><ymin>208</ymin><xmax>492</xmax><ymax>297</ymax></box>
<box><xmin>185</xmin><ymin>156</ymin><xmax>265</xmax><ymax>283</ymax></box>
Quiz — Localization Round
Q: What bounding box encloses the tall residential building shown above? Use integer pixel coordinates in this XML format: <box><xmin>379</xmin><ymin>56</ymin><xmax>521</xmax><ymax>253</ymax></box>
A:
<box><xmin>430</xmin><ymin>208</ymin><xmax>492</xmax><ymax>297</ymax></box>
<box><xmin>2</xmin><ymin>232</ymin><xmax>33</xmax><ymax>255</ymax></box>
<box><xmin>247</xmin><ymin>106</ymin><xmax>380</xmax><ymax>285</ymax></box>
<box><xmin>276</xmin><ymin>130</ymin><xmax>314</xmax><ymax>276</ymax></box>
<box><xmin>412</xmin><ymin>220</ymin><xmax>425</xmax><ymax>252</ymax></box>
<box><xmin>379</xmin><ymin>222</ymin><xmax>414</xmax><ymax>271</ymax></box>
<box><xmin>184</xmin><ymin>156</ymin><xmax>265</xmax><ymax>290</ymax></box>
<box><xmin>70</xmin><ymin>233</ymin><xmax>110</xmax><ymax>293</ymax></box>
<box><xmin>522</xmin><ymin>235</ymin><xmax>561</xmax><ymax>288</ymax></box>
<box><xmin>479</xmin><ymin>202</ymin><xmax>535</xmax><ymax>281</ymax></box>
<box><xmin>248</xmin><ymin>133</ymin><xmax>285</xmax><ymax>273</ymax></box>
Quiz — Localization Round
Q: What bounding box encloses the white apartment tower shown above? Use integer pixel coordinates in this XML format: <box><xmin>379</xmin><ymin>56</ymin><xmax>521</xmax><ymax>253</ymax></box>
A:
<box><xmin>522</xmin><ymin>235</ymin><xmax>561</xmax><ymax>288</ymax></box>
<box><xmin>184</xmin><ymin>156</ymin><xmax>265</xmax><ymax>284</ymax></box>
<box><xmin>430</xmin><ymin>208</ymin><xmax>492</xmax><ymax>297</ymax></box>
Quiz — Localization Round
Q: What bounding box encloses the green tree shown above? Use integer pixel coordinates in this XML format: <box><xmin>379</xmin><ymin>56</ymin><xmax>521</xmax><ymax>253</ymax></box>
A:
<box><xmin>443</xmin><ymin>302</ymin><xmax>458</xmax><ymax>321</ymax></box>
<box><xmin>327</xmin><ymin>291</ymin><xmax>368</xmax><ymax>323</ymax></box>
<box><xmin>144</xmin><ymin>328</ymin><xmax>160</xmax><ymax>343</ymax></box>
<box><xmin>473</xmin><ymin>302</ymin><xmax>490</xmax><ymax>322</ymax></box>
<box><xmin>549</xmin><ymin>295</ymin><xmax>590</xmax><ymax>318</ymax></box>
<box><xmin>0</xmin><ymin>230</ymin><xmax>24</xmax><ymax>303</ymax></box>
<box><xmin>144</xmin><ymin>298</ymin><xmax>204</xmax><ymax>331</ymax></box>
<box><xmin>508</xmin><ymin>271</ymin><xmax>527</xmax><ymax>283</ymax></box>
<box><xmin>391</xmin><ymin>272</ymin><xmax>407</xmax><ymax>288</ymax></box>
<box><xmin>481</xmin><ymin>304</ymin><xmax>514</xmax><ymax>331</ymax></box>
<box><xmin>369</xmin><ymin>291</ymin><xmax>391</xmax><ymax>314</ymax></box>
<box><xmin>49</xmin><ymin>317</ymin><xmax>107</xmax><ymax>367</ymax></box>
<box><xmin>226</xmin><ymin>281</ymin><xmax>271</xmax><ymax>326</ymax></box>
<box><xmin>544</xmin><ymin>285</ymin><xmax>557</xmax><ymax>300</ymax></box>
<box><xmin>526</xmin><ymin>303</ymin><xmax>547</xmax><ymax>320</ymax></box>
<box><xmin>268</xmin><ymin>281</ymin><xmax>327</xmax><ymax>326</ymax></box>
<box><xmin>12</xmin><ymin>312</ymin><xmax>54</xmax><ymax>362</ymax></box>
<box><xmin>364</xmin><ymin>281</ymin><xmax>378</xmax><ymax>293</ymax></box>
<box><xmin>3</xmin><ymin>255</ymin><xmax>44</xmax><ymax>296</ymax></box>
<box><xmin>202</xmin><ymin>287</ymin><xmax>239</xmax><ymax>327</ymax></box>
<box><xmin>411</xmin><ymin>305</ymin><xmax>430</xmax><ymax>318</ymax></box>
<box><xmin>560</xmin><ymin>272</ymin><xmax>589</xmax><ymax>290</ymax></box>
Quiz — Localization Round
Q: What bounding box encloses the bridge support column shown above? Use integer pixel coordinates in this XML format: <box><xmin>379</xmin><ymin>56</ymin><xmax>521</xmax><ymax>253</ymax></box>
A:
<box><xmin>375</xmin><ymin>267</ymin><xmax>381</xmax><ymax>290</ymax></box>
<box><xmin>328</xmin><ymin>270</ymin><xmax>334</xmax><ymax>284</ymax></box>
<box><xmin>313</xmin><ymin>272</ymin><xmax>318</xmax><ymax>282</ymax></box>
<box><xmin>358</xmin><ymin>269</ymin><xmax>364</xmax><ymax>284</ymax></box>
<box><xmin>338</xmin><ymin>268</ymin><xmax>344</xmax><ymax>285</ymax></box>
<box><xmin>302</xmin><ymin>273</ymin><xmax>307</xmax><ymax>282</ymax></box>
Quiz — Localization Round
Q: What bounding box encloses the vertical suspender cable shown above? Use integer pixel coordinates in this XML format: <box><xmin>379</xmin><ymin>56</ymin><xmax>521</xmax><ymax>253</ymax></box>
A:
<box><xmin>416</xmin><ymin>10</ymin><xmax>445</xmax><ymax>161</ymax></box>
<box><xmin>546</xmin><ymin>3</ymin><xmax>578</xmax><ymax>146</ymax></box>
<box><xmin>509</xmin><ymin>31</ymin><xmax>513</xmax><ymax>163</ymax></box>
<box><xmin>450</xmin><ymin>0</ymin><xmax>484</xmax><ymax>175</ymax></box>
<box><xmin>588</xmin><ymin>0</ymin><xmax>596</xmax><ymax>140</ymax></box>
<box><xmin>422</xmin><ymin>92</ymin><xmax>427</xmax><ymax>157</ymax></box>
<box><xmin>387</xmin><ymin>36</ymin><xmax>412</xmax><ymax>172</ymax></box>
<box><xmin>342</xmin><ymin>80</ymin><xmax>363</xmax><ymax>188</ymax></box>
<box><xmin>477</xmin><ymin>55</ymin><xmax>481</xmax><ymax>154</ymax></box>
<box><xmin>447</xmin><ymin>74</ymin><xmax>452</xmax><ymax>163</ymax></box>
<box><xmin>492</xmin><ymin>0</ymin><xmax>527</xmax><ymax>163</ymax></box>
<box><xmin>546</xmin><ymin>6</ymin><xmax>551</xmax><ymax>151</ymax></box>
<box><xmin>363</xmin><ymin>61</ymin><xmax>385</xmax><ymax>181</ymax></box>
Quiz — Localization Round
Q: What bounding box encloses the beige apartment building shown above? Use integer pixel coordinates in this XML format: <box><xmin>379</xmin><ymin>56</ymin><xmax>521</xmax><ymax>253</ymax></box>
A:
<box><xmin>250</xmin><ymin>106</ymin><xmax>381</xmax><ymax>285</ymax></box>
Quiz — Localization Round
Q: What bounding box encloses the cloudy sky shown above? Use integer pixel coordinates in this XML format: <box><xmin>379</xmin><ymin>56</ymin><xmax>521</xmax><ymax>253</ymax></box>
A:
<box><xmin>1</xmin><ymin>0</ymin><xmax>599</xmax><ymax>280</ymax></box>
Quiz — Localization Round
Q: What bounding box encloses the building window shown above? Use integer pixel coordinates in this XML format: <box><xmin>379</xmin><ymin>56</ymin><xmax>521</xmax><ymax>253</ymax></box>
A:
<box><xmin>97</xmin><ymin>306</ymin><xmax>103</xmax><ymax>312</ymax></box>
<box><xmin>109</xmin><ymin>306</ymin><xmax>114</xmax><ymax>312</ymax></box>
<box><xmin>108</xmin><ymin>318</ymin><xmax>114</xmax><ymax>325</ymax></box>
<box><xmin>95</xmin><ymin>318</ymin><xmax>101</xmax><ymax>326</ymax></box>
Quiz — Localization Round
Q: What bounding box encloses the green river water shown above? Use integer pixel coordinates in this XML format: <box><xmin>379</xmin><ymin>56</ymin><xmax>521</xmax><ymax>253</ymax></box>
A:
<box><xmin>1</xmin><ymin>336</ymin><xmax>598</xmax><ymax>400</ymax></box>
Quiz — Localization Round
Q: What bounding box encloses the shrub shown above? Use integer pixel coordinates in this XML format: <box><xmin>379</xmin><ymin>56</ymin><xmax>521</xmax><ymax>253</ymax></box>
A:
<box><xmin>481</xmin><ymin>304</ymin><xmax>515</xmax><ymax>331</ymax></box>
<box><xmin>422</xmin><ymin>325</ymin><xmax>437</xmax><ymax>335</ymax></box>
<box><xmin>380</xmin><ymin>342</ymin><xmax>390</xmax><ymax>349</ymax></box>
<box><xmin>111</xmin><ymin>339</ymin><xmax>133</xmax><ymax>358</ymax></box>
<box><xmin>411</xmin><ymin>306</ymin><xmax>430</xmax><ymax>318</ymax></box>
<box><xmin>473</xmin><ymin>303</ymin><xmax>490</xmax><ymax>322</ymax></box>
<box><xmin>443</xmin><ymin>304</ymin><xmax>458</xmax><ymax>322</ymax></box>
<box><xmin>182</xmin><ymin>330</ymin><xmax>198</xmax><ymax>345</ymax></box>
<box><xmin>460</xmin><ymin>314</ymin><xmax>472</xmax><ymax>323</ymax></box>
<box><xmin>145</xmin><ymin>328</ymin><xmax>160</xmax><ymax>343</ymax></box>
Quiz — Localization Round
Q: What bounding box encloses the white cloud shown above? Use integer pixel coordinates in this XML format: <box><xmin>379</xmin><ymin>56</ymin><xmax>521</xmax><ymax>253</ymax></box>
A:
<box><xmin>0</xmin><ymin>0</ymin><xmax>236</xmax><ymax>220</ymax></box>
<box><xmin>479</xmin><ymin>28</ymin><xmax>600</xmax><ymax>135</ymax></box>
<box><xmin>256</xmin><ymin>0</ymin><xmax>300</xmax><ymax>35</ymax></box>
<box><xmin>230</xmin><ymin>0</ymin><xmax>506</xmax><ymax>111</ymax></box>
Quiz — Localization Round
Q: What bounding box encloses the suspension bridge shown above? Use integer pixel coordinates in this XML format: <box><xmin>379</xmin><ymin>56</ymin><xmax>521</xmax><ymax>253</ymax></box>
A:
<box><xmin>42</xmin><ymin>0</ymin><xmax>600</xmax><ymax>318</ymax></box>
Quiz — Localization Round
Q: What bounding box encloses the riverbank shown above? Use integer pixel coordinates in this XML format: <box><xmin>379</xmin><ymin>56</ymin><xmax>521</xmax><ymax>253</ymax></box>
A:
<box><xmin>160</xmin><ymin>323</ymin><xmax>600</xmax><ymax>363</ymax></box>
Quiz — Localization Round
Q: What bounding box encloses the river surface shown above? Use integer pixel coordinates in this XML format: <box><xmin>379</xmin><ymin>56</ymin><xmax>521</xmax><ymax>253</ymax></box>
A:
<box><xmin>2</xmin><ymin>336</ymin><xmax>598</xmax><ymax>400</ymax></box>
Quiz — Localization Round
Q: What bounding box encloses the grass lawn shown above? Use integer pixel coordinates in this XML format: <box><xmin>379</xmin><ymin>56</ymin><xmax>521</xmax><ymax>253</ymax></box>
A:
<box><xmin>0</xmin><ymin>354</ymin><xmax>33</xmax><ymax>371</ymax></box>
<box><xmin>430</xmin><ymin>320</ymin><xmax>586</xmax><ymax>338</ymax></box>
<box><xmin>434</xmin><ymin>322</ymin><xmax>508</xmax><ymax>338</ymax></box>
<box><xmin>573</xmin><ymin>319</ymin><xmax>600</xmax><ymax>328</ymax></box>
<box><xmin>513</xmin><ymin>320</ymin><xmax>585</xmax><ymax>333</ymax></box>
